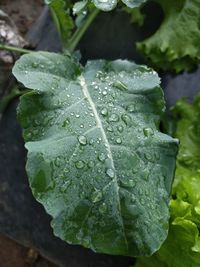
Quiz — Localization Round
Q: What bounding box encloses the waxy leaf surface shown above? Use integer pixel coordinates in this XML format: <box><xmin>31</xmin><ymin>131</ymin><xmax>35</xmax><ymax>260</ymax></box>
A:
<box><xmin>13</xmin><ymin>52</ymin><xmax>178</xmax><ymax>256</ymax></box>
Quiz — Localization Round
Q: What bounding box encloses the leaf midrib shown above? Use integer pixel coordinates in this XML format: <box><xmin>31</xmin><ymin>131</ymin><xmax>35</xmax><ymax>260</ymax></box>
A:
<box><xmin>78</xmin><ymin>75</ymin><xmax>129</xmax><ymax>251</ymax></box>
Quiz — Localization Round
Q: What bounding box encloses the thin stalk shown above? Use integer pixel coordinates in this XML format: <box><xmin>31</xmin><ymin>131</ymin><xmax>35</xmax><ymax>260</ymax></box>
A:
<box><xmin>0</xmin><ymin>87</ymin><xmax>29</xmax><ymax>114</ymax></box>
<box><xmin>67</xmin><ymin>8</ymin><xmax>99</xmax><ymax>53</ymax></box>
<box><xmin>0</xmin><ymin>44</ymin><xmax>32</xmax><ymax>54</ymax></box>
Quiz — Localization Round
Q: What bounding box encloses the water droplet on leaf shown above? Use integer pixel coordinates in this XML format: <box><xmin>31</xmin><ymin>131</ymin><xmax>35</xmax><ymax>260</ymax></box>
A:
<box><xmin>143</xmin><ymin>127</ymin><xmax>154</xmax><ymax>137</ymax></box>
<box><xmin>101</xmin><ymin>108</ymin><xmax>108</xmax><ymax>116</ymax></box>
<box><xmin>78</xmin><ymin>135</ymin><xmax>87</xmax><ymax>145</ymax></box>
<box><xmin>75</xmin><ymin>160</ymin><xmax>85</xmax><ymax>169</ymax></box>
<box><xmin>121</xmin><ymin>179</ymin><xmax>136</xmax><ymax>188</ymax></box>
<box><xmin>107</xmin><ymin>126</ymin><xmax>113</xmax><ymax>132</ymax></box>
<box><xmin>109</xmin><ymin>113</ymin><xmax>119</xmax><ymax>122</ymax></box>
<box><xmin>88</xmin><ymin>160</ymin><xmax>95</xmax><ymax>168</ymax></box>
<box><xmin>117</xmin><ymin>125</ymin><xmax>124</xmax><ymax>132</ymax></box>
<box><xmin>91</xmin><ymin>190</ymin><xmax>102</xmax><ymax>203</ymax></box>
<box><xmin>121</xmin><ymin>114</ymin><xmax>132</xmax><ymax>126</ymax></box>
<box><xmin>116</xmin><ymin>137</ymin><xmax>122</xmax><ymax>144</ymax></box>
<box><xmin>98</xmin><ymin>153</ymin><xmax>106</xmax><ymax>162</ymax></box>
<box><xmin>113</xmin><ymin>80</ymin><xmax>127</xmax><ymax>90</ymax></box>
<box><xmin>127</xmin><ymin>104</ymin><xmax>135</xmax><ymax>113</ymax></box>
<box><xmin>106</xmin><ymin>168</ymin><xmax>115</xmax><ymax>178</ymax></box>
<box><xmin>62</xmin><ymin>118</ymin><xmax>70</xmax><ymax>127</ymax></box>
<box><xmin>99</xmin><ymin>203</ymin><xmax>107</xmax><ymax>214</ymax></box>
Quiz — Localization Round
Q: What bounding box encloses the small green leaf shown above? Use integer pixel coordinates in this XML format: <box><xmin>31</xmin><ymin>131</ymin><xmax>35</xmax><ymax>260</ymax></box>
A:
<box><xmin>45</xmin><ymin>0</ymin><xmax>74</xmax><ymax>48</ymax></box>
<box><xmin>13</xmin><ymin>52</ymin><xmax>178</xmax><ymax>257</ymax></box>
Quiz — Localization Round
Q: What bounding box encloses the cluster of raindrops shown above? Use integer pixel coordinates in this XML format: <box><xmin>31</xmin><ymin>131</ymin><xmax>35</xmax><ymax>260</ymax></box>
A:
<box><xmin>93</xmin><ymin>0</ymin><xmax>117</xmax><ymax>11</ymax></box>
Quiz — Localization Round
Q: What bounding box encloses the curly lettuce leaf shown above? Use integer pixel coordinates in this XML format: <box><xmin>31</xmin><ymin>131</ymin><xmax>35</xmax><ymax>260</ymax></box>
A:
<box><xmin>137</xmin><ymin>0</ymin><xmax>200</xmax><ymax>73</ymax></box>
<box><xmin>13</xmin><ymin>51</ymin><xmax>178</xmax><ymax>257</ymax></box>
<box><xmin>135</xmin><ymin>95</ymin><xmax>200</xmax><ymax>267</ymax></box>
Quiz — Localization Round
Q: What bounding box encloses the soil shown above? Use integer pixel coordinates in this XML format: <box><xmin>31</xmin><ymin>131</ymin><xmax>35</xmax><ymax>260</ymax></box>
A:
<box><xmin>0</xmin><ymin>0</ymin><xmax>44</xmax><ymax>35</ymax></box>
<box><xmin>0</xmin><ymin>234</ymin><xmax>58</xmax><ymax>267</ymax></box>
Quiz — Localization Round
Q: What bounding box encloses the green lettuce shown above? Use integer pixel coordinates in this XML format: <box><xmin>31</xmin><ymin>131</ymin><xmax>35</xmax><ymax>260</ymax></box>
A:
<box><xmin>137</xmin><ymin>0</ymin><xmax>200</xmax><ymax>73</ymax></box>
<box><xmin>135</xmin><ymin>94</ymin><xmax>200</xmax><ymax>267</ymax></box>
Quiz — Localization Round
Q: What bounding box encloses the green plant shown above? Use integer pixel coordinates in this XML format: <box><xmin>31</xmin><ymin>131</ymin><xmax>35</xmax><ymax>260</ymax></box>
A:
<box><xmin>135</xmin><ymin>94</ymin><xmax>200</xmax><ymax>267</ymax></box>
<box><xmin>0</xmin><ymin>0</ymin><xmax>200</xmax><ymax>262</ymax></box>
<box><xmin>13</xmin><ymin>52</ymin><xmax>178</xmax><ymax>256</ymax></box>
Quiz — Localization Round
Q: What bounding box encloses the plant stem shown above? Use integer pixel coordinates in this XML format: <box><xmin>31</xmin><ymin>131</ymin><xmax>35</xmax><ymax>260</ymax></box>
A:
<box><xmin>0</xmin><ymin>87</ymin><xmax>29</xmax><ymax>115</ymax></box>
<box><xmin>0</xmin><ymin>44</ymin><xmax>32</xmax><ymax>54</ymax></box>
<box><xmin>67</xmin><ymin>8</ymin><xmax>99</xmax><ymax>53</ymax></box>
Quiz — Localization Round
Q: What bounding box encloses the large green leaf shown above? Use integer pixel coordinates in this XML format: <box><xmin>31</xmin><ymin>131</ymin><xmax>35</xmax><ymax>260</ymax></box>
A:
<box><xmin>13</xmin><ymin>52</ymin><xmax>178</xmax><ymax>257</ymax></box>
<box><xmin>137</xmin><ymin>0</ymin><xmax>200</xmax><ymax>73</ymax></box>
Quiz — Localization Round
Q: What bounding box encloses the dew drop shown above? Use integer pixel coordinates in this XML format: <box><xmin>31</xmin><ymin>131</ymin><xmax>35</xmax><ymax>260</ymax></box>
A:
<box><xmin>78</xmin><ymin>135</ymin><xmax>87</xmax><ymax>145</ymax></box>
<box><xmin>99</xmin><ymin>203</ymin><xmax>107</xmax><ymax>214</ymax></box>
<box><xmin>98</xmin><ymin>153</ymin><xmax>106</xmax><ymax>162</ymax></box>
<box><xmin>121</xmin><ymin>179</ymin><xmax>136</xmax><ymax>188</ymax></box>
<box><xmin>60</xmin><ymin>181</ymin><xmax>70</xmax><ymax>192</ymax></box>
<box><xmin>107</xmin><ymin>126</ymin><xmax>113</xmax><ymax>132</ymax></box>
<box><xmin>131</xmin><ymin>195</ymin><xmax>136</xmax><ymax>203</ymax></box>
<box><xmin>121</xmin><ymin>114</ymin><xmax>132</xmax><ymax>126</ymax></box>
<box><xmin>32</xmin><ymin>62</ymin><xmax>38</xmax><ymax>68</ymax></box>
<box><xmin>54</xmin><ymin>157</ymin><xmax>61</xmax><ymax>167</ymax></box>
<box><xmin>113</xmin><ymin>80</ymin><xmax>127</xmax><ymax>90</ymax></box>
<box><xmin>117</xmin><ymin>125</ymin><xmax>124</xmax><ymax>132</ymax></box>
<box><xmin>102</xmin><ymin>90</ymin><xmax>107</xmax><ymax>96</ymax></box>
<box><xmin>89</xmin><ymin>139</ymin><xmax>94</xmax><ymax>145</ymax></box>
<box><xmin>143</xmin><ymin>127</ymin><xmax>154</xmax><ymax>137</ymax></box>
<box><xmin>88</xmin><ymin>160</ymin><xmax>95</xmax><ymax>168</ymax></box>
<box><xmin>91</xmin><ymin>190</ymin><xmax>102</xmax><ymax>203</ymax></box>
<box><xmin>144</xmin><ymin>152</ymin><xmax>154</xmax><ymax>162</ymax></box>
<box><xmin>63</xmin><ymin>167</ymin><xmax>70</xmax><ymax>174</ymax></box>
<box><xmin>127</xmin><ymin>104</ymin><xmax>135</xmax><ymax>113</ymax></box>
<box><xmin>116</xmin><ymin>137</ymin><xmax>122</xmax><ymax>144</ymax></box>
<box><xmin>106</xmin><ymin>168</ymin><xmax>115</xmax><ymax>178</ymax></box>
<box><xmin>109</xmin><ymin>113</ymin><xmax>119</xmax><ymax>122</ymax></box>
<box><xmin>101</xmin><ymin>108</ymin><xmax>108</xmax><ymax>116</ymax></box>
<box><xmin>93</xmin><ymin>0</ymin><xmax>117</xmax><ymax>11</ymax></box>
<box><xmin>75</xmin><ymin>160</ymin><xmax>85</xmax><ymax>169</ymax></box>
<box><xmin>62</xmin><ymin>118</ymin><xmax>70</xmax><ymax>127</ymax></box>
